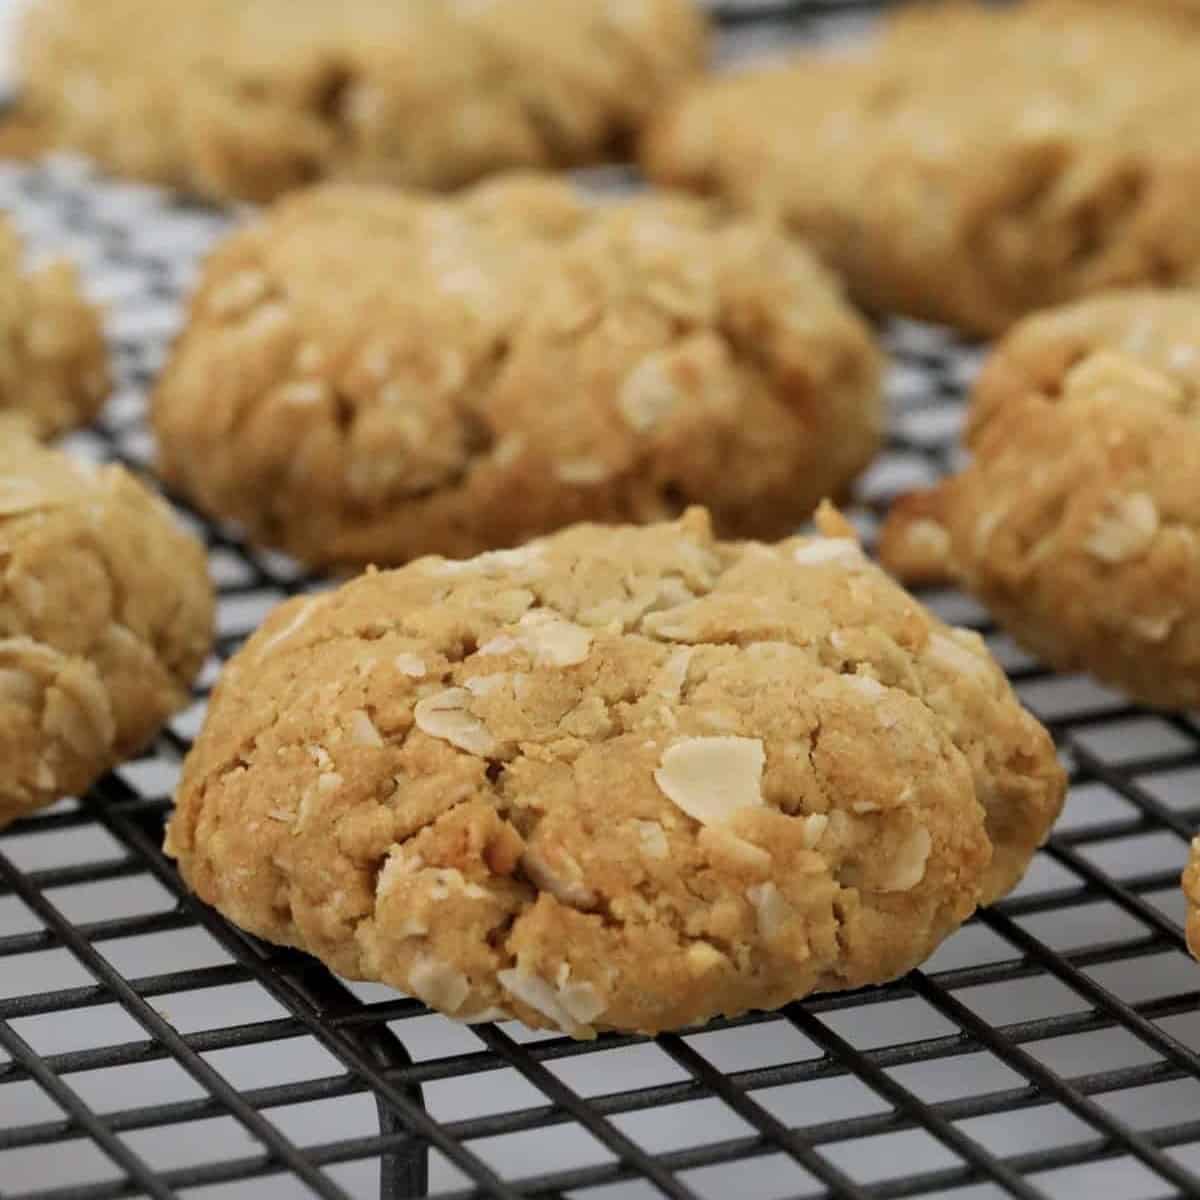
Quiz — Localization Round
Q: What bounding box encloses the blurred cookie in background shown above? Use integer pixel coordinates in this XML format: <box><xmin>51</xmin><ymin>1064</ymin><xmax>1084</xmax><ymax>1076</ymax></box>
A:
<box><xmin>17</xmin><ymin>0</ymin><xmax>709</xmax><ymax>203</ymax></box>
<box><xmin>153</xmin><ymin>175</ymin><xmax>883</xmax><ymax>571</ymax></box>
<box><xmin>881</xmin><ymin>289</ymin><xmax>1200</xmax><ymax>710</ymax></box>
<box><xmin>645</xmin><ymin>0</ymin><xmax>1200</xmax><ymax>335</ymax></box>
<box><xmin>0</xmin><ymin>433</ymin><xmax>214</xmax><ymax>829</ymax></box>
<box><xmin>0</xmin><ymin>215</ymin><xmax>107</xmax><ymax>439</ymax></box>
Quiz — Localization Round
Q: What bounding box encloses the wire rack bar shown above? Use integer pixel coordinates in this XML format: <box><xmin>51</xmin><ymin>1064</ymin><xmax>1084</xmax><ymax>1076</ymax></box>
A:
<box><xmin>0</xmin><ymin>1022</ymin><xmax>176</xmax><ymax>1200</ymax></box>
<box><xmin>0</xmin><ymin>850</ymin><xmax>355</xmax><ymax>1200</ymax></box>
<box><xmin>911</xmin><ymin>975</ymin><xmax>1195</xmax><ymax>1193</ymax></box>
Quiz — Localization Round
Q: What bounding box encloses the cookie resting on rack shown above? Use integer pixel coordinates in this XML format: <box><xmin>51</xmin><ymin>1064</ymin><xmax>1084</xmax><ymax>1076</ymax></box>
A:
<box><xmin>881</xmin><ymin>290</ymin><xmax>1200</xmax><ymax>711</ymax></box>
<box><xmin>643</xmin><ymin>0</ymin><xmax>1200</xmax><ymax>336</ymax></box>
<box><xmin>17</xmin><ymin>0</ymin><xmax>708</xmax><ymax>203</ymax></box>
<box><xmin>165</xmin><ymin>507</ymin><xmax>1065</xmax><ymax>1037</ymax></box>
<box><xmin>0</xmin><ymin>217</ymin><xmax>108</xmax><ymax>440</ymax></box>
<box><xmin>152</xmin><ymin>174</ymin><xmax>882</xmax><ymax>571</ymax></box>
<box><xmin>1183</xmin><ymin>839</ymin><xmax>1200</xmax><ymax>961</ymax></box>
<box><xmin>0</xmin><ymin>434</ymin><xmax>214</xmax><ymax>829</ymax></box>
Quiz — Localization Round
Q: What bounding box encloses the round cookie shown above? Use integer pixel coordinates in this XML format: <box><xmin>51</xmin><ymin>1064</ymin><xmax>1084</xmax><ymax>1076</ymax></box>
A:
<box><xmin>880</xmin><ymin>290</ymin><xmax>1200</xmax><ymax>710</ymax></box>
<box><xmin>0</xmin><ymin>217</ymin><xmax>108</xmax><ymax>439</ymax></box>
<box><xmin>152</xmin><ymin>175</ymin><xmax>883</xmax><ymax>571</ymax></box>
<box><xmin>643</xmin><ymin>0</ymin><xmax>1200</xmax><ymax>335</ymax></box>
<box><xmin>0</xmin><ymin>434</ymin><xmax>215</xmax><ymax>829</ymax></box>
<box><xmin>166</xmin><ymin>507</ymin><xmax>1064</xmax><ymax>1037</ymax></box>
<box><xmin>18</xmin><ymin>0</ymin><xmax>708</xmax><ymax>204</ymax></box>
<box><xmin>1098</xmin><ymin>0</ymin><xmax>1200</xmax><ymax>12</ymax></box>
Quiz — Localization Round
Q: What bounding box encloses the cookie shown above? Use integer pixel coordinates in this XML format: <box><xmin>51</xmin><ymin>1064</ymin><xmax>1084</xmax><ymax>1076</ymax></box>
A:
<box><xmin>643</xmin><ymin>0</ymin><xmax>1200</xmax><ymax>335</ymax></box>
<box><xmin>18</xmin><ymin>0</ymin><xmax>708</xmax><ymax>204</ymax></box>
<box><xmin>1184</xmin><ymin>838</ymin><xmax>1200</xmax><ymax>960</ymax></box>
<box><xmin>0</xmin><ymin>433</ymin><xmax>215</xmax><ymax>829</ymax></box>
<box><xmin>152</xmin><ymin>175</ymin><xmax>883</xmax><ymax>571</ymax></box>
<box><xmin>165</xmin><ymin>506</ymin><xmax>1064</xmax><ymax>1037</ymax></box>
<box><xmin>0</xmin><ymin>217</ymin><xmax>108</xmax><ymax>440</ymax></box>
<box><xmin>1099</xmin><ymin>0</ymin><xmax>1200</xmax><ymax>12</ymax></box>
<box><xmin>880</xmin><ymin>290</ymin><xmax>1200</xmax><ymax>710</ymax></box>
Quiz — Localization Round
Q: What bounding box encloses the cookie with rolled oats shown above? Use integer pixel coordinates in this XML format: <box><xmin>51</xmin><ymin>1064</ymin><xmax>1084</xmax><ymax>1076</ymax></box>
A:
<box><xmin>1184</xmin><ymin>837</ymin><xmax>1200</xmax><ymax>960</ymax></box>
<box><xmin>166</xmin><ymin>507</ymin><xmax>1063</xmax><ymax>1036</ymax></box>
<box><xmin>643</xmin><ymin>0</ymin><xmax>1200</xmax><ymax>336</ymax></box>
<box><xmin>880</xmin><ymin>289</ymin><xmax>1200</xmax><ymax>710</ymax></box>
<box><xmin>18</xmin><ymin>0</ymin><xmax>708</xmax><ymax>204</ymax></box>
<box><xmin>152</xmin><ymin>175</ymin><xmax>882</xmax><ymax>570</ymax></box>
<box><xmin>0</xmin><ymin>217</ymin><xmax>108</xmax><ymax>440</ymax></box>
<box><xmin>1095</xmin><ymin>0</ymin><xmax>1200</xmax><ymax>15</ymax></box>
<box><xmin>0</xmin><ymin>433</ymin><xmax>214</xmax><ymax>828</ymax></box>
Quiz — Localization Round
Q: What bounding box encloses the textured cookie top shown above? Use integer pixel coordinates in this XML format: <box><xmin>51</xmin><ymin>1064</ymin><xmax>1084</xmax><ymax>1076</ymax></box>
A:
<box><xmin>968</xmin><ymin>289</ymin><xmax>1200</xmax><ymax>442</ymax></box>
<box><xmin>881</xmin><ymin>290</ymin><xmax>1200</xmax><ymax>709</ymax></box>
<box><xmin>1099</xmin><ymin>0</ymin><xmax>1200</xmax><ymax>11</ymax></box>
<box><xmin>0</xmin><ymin>219</ymin><xmax>108</xmax><ymax>439</ymax></box>
<box><xmin>20</xmin><ymin>0</ymin><xmax>708</xmax><ymax>201</ymax></box>
<box><xmin>0</xmin><ymin>435</ymin><xmax>214</xmax><ymax>827</ymax></box>
<box><xmin>644</xmin><ymin>0</ymin><xmax>1200</xmax><ymax>334</ymax></box>
<box><xmin>153</xmin><ymin>175</ymin><xmax>881</xmax><ymax>569</ymax></box>
<box><xmin>167</xmin><ymin>509</ymin><xmax>1063</xmax><ymax>1036</ymax></box>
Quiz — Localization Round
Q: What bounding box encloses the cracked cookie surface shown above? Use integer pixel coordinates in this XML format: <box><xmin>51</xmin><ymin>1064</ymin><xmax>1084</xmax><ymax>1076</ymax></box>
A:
<box><xmin>166</xmin><ymin>508</ymin><xmax>1063</xmax><ymax>1036</ymax></box>
<box><xmin>152</xmin><ymin>175</ymin><xmax>882</xmax><ymax>571</ymax></box>
<box><xmin>0</xmin><ymin>434</ymin><xmax>215</xmax><ymax>828</ymax></box>
<box><xmin>18</xmin><ymin>0</ymin><xmax>708</xmax><ymax>204</ymax></box>
<box><xmin>643</xmin><ymin>0</ymin><xmax>1200</xmax><ymax>335</ymax></box>
<box><xmin>0</xmin><ymin>217</ymin><xmax>108</xmax><ymax>440</ymax></box>
<box><xmin>880</xmin><ymin>289</ymin><xmax>1200</xmax><ymax>710</ymax></box>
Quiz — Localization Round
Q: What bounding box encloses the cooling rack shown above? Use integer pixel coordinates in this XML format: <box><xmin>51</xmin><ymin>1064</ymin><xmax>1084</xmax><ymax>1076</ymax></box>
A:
<box><xmin>3</xmin><ymin>3</ymin><xmax>1200</xmax><ymax>1198</ymax></box>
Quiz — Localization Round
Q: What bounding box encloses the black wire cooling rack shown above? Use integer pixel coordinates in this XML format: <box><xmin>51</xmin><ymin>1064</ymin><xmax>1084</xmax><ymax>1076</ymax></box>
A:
<box><xmin>3</xmin><ymin>3</ymin><xmax>1200</xmax><ymax>1198</ymax></box>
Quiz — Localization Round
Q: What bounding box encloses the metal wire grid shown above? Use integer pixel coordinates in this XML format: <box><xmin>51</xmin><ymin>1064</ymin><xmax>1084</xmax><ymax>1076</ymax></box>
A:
<box><xmin>2</xmin><ymin>3</ymin><xmax>1200</xmax><ymax>1198</ymax></box>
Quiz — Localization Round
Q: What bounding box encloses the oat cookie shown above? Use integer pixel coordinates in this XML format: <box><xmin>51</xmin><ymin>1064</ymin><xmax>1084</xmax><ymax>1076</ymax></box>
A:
<box><xmin>18</xmin><ymin>0</ymin><xmax>708</xmax><ymax>204</ymax></box>
<box><xmin>1184</xmin><ymin>838</ymin><xmax>1200</xmax><ymax>960</ymax></box>
<box><xmin>643</xmin><ymin>0</ymin><xmax>1200</xmax><ymax>335</ymax></box>
<box><xmin>1098</xmin><ymin>0</ymin><xmax>1200</xmax><ymax>12</ymax></box>
<box><xmin>881</xmin><ymin>290</ymin><xmax>1200</xmax><ymax>710</ymax></box>
<box><xmin>166</xmin><ymin>507</ymin><xmax>1064</xmax><ymax>1036</ymax></box>
<box><xmin>0</xmin><ymin>433</ymin><xmax>215</xmax><ymax>829</ymax></box>
<box><xmin>0</xmin><ymin>217</ymin><xmax>108</xmax><ymax>440</ymax></box>
<box><xmin>152</xmin><ymin>176</ymin><xmax>882</xmax><ymax>571</ymax></box>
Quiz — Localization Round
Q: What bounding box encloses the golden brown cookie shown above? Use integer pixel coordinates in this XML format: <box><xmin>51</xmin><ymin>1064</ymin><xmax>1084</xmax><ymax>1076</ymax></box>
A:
<box><xmin>880</xmin><ymin>290</ymin><xmax>1200</xmax><ymax>710</ymax></box>
<box><xmin>1095</xmin><ymin>0</ymin><xmax>1200</xmax><ymax>13</ymax></box>
<box><xmin>18</xmin><ymin>0</ymin><xmax>708</xmax><ymax>204</ymax></box>
<box><xmin>166</xmin><ymin>507</ymin><xmax>1064</xmax><ymax>1037</ymax></box>
<box><xmin>0</xmin><ymin>217</ymin><xmax>108</xmax><ymax>440</ymax></box>
<box><xmin>643</xmin><ymin>0</ymin><xmax>1200</xmax><ymax>335</ymax></box>
<box><xmin>1184</xmin><ymin>838</ymin><xmax>1200</xmax><ymax>960</ymax></box>
<box><xmin>152</xmin><ymin>175</ymin><xmax>882</xmax><ymax>571</ymax></box>
<box><xmin>0</xmin><ymin>433</ymin><xmax>215</xmax><ymax>829</ymax></box>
